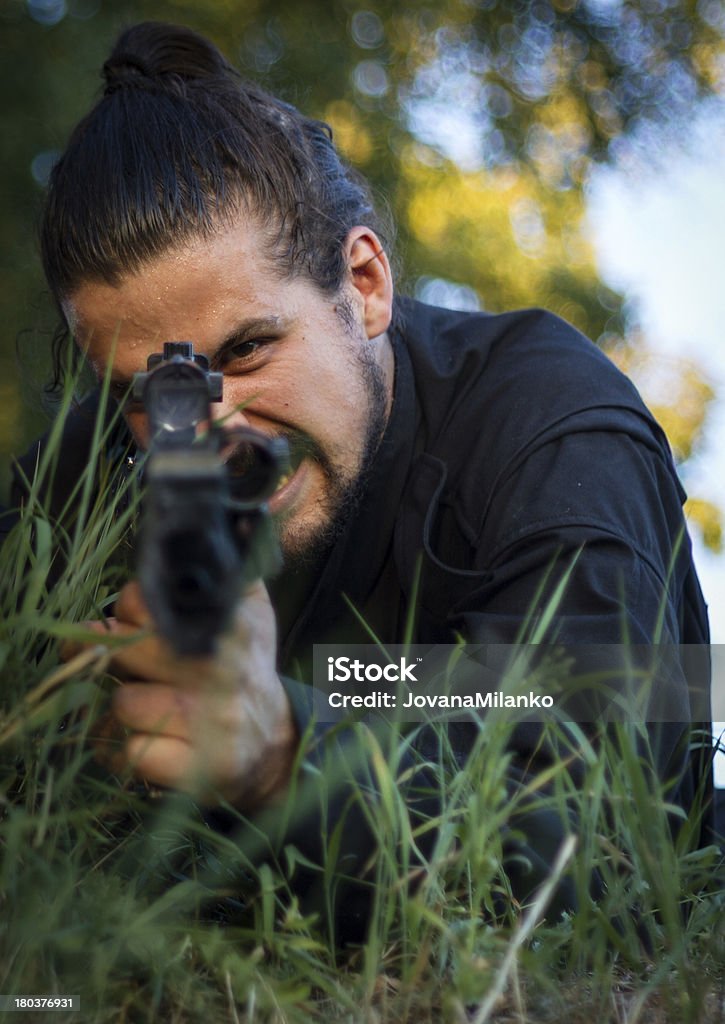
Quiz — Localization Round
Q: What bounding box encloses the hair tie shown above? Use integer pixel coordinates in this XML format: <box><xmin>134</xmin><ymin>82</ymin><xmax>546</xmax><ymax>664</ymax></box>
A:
<box><xmin>102</xmin><ymin>53</ymin><xmax>155</xmax><ymax>95</ymax></box>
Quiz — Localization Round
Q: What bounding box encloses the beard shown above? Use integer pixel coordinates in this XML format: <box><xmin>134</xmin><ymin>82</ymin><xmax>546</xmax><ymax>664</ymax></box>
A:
<box><xmin>224</xmin><ymin>337</ymin><xmax>390</xmax><ymax>570</ymax></box>
<box><xmin>278</xmin><ymin>341</ymin><xmax>389</xmax><ymax>568</ymax></box>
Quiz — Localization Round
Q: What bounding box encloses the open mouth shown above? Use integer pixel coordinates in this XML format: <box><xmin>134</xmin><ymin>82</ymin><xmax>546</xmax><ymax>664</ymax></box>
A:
<box><xmin>224</xmin><ymin>431</ymin><xmax>307</xmax><ymax>506</ymax></box>
<box><xmin>269</xmin><ymin>441</ymin><xmax>308</xmax><ymax>499</ymax></box>
<box><xmin>267</xmin><ymin>456</ymin><xmax>313</xmax><ymax>518</ymax></box>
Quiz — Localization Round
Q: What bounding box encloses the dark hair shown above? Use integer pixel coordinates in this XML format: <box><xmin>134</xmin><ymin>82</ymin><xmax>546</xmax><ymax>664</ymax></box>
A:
<box><xmin>41</xmin><ymin>21</ymin><xmax>393</xmax><ymax>388</ymax></box>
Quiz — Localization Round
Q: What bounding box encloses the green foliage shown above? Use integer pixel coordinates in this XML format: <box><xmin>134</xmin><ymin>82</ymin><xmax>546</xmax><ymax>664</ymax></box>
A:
<box><xmin>2</xmin><ymin>0</ymin><xmax>725</xmax><ymax>528</ymax></box>
<box><xmin>0</xmin><ymin>393</ymin><xmax>723</xmax><ymax>1023</ymax></box>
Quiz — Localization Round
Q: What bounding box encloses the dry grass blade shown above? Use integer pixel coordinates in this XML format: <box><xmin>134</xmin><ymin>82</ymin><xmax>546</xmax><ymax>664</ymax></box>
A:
<box><xmin>0</xmin><ymin>644</ymin><xmax>111</xmax><ymax>745</ymax></box>
<box><xmin>470</xmin><ymin>834</ymin><xmax>578</xmax><ymax>1024</ymax></box>
<box><xmin>225</xmin><ymin>969</ymin><xmax>241</xmax><ymax>1024</ymax></box>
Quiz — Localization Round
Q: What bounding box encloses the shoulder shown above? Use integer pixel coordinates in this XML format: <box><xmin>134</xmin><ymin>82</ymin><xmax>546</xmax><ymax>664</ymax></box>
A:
<box><xmin>391</xmin><ymin>301</ymin><xmax>706</xmax><ymax>646</ymax></box>
<box><xmin>394</xmin><ymin>298</ymin><xmax>684</xmax><ymax>562</ymax></box>
<box><xmin>396</xmin><ymin>298</ymin><xmax>673</xmax><ymax>485</ymax></box>
<box><xmin>396</xmin><ymin>297</ymin><xmax>659</xmax><ymax>448</ymax></box>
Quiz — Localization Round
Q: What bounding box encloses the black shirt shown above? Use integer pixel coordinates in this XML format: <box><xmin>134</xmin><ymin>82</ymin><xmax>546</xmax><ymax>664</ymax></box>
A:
<box><xmin>267</xmin><ymin>299</ymin><xmax>714</xmax><ymax>932</ymax></box>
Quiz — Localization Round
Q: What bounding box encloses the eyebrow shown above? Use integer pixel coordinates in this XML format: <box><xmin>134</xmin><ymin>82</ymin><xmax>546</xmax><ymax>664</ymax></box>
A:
<box><xmin>209</xmin><ymin>315</ymin><xmax>290</xmax><ymax>365</ymax></box>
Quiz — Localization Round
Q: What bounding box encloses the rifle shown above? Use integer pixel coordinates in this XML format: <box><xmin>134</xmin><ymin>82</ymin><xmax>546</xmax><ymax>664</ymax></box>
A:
<box><xmin>132</xmin><ymin>342</ymin><xmax>288</xmax><ymax>656</ymax></box>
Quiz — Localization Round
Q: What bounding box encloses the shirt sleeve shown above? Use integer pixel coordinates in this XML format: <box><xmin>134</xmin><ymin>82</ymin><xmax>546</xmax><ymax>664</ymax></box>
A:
<box><xmin>460</xmin><ymin>424</ymin><xmax>691</xmax><ymax>643</ymax></box>
<box><xmin>442</xmin><ymin>422</ymin><xmax>711</xmax><ymax>867</ymax></box>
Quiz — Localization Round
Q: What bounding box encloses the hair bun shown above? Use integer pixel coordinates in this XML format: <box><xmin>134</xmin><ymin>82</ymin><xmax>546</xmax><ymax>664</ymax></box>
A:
<box><xmin>102</xmin><ymin>53</ymin><xmax>154</xmax><ymax>95</ymax></box>
<box><xmin>101</xmin><ymin>21</ymin><xmax>235</xmax><ymax>96</ymax></box>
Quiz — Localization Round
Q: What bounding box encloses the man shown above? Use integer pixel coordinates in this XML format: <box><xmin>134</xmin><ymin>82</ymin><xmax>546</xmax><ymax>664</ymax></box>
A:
<box><xmin>7</xmin><ymin>21</ymin><xmax>714</xmax><ymax>938</ymax></box>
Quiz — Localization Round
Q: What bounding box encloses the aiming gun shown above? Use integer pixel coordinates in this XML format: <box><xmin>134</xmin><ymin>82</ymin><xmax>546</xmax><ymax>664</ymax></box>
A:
<box><xmin>132</xmin><ymin>342</ymin><xmax>288</xmax><ymax>656</ymax></box>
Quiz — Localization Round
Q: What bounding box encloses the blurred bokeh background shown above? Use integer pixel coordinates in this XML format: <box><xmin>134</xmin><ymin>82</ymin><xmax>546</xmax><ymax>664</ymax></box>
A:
<box><xmin>1</xmin><ymin>0</ymin><xmax>724</xmax><ymax>659</ymax></box>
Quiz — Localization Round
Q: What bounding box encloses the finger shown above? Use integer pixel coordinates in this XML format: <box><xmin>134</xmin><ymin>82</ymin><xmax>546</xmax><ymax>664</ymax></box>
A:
<box><xmin>111</xmin><ymin>683</ymin><xmax>193</xmax><ymax>740</ymax></box>
<box><xmin>59</xmin><ymin>619</ymin><xmax>114</xmax><ymax>661</ymax></box>
<box><xmin>124</xmin><ymin>733</ymin><xmax>198</xmax><ymax>792</ymax></box>
<box><xmin>60</xmin><ymin>619</ymin><xmax>149</xmax><ymax>681</ymax></box>
<box><xmin>109</xmin><ymin>641</ymin><xmax>211</xmax><ymax>686</ymax></box>
<box><xmin>94</xmin><ymin>731</ymin><xmax>195</xmax><ymax>787</ymax></box>
<box><xmin>84</xmin><ymin>622</ymin><xmax>181</xmax><ymax>683</ymax></box>
<box><xmin>114</xmin><ymin>580</ymin><xmax>154</xmax><ymax>628</ymax></box>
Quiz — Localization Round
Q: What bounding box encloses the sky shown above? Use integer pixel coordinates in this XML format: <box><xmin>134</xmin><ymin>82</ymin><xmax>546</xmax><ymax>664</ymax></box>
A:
<box><xmin>588</xmin><ymin>100</ymin><xmax>725</xmax><ymax>643</ymax></box>
<box><xmin>586</xmin><ymin>99</ymin><xmax>725</xmax><ymax>782</ymax></box>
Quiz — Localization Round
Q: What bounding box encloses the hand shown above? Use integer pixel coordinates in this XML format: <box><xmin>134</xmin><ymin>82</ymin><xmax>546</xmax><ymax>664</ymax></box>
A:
<box><xmin>61</xmin><ymin>579</ymin><xmax>298</xmax><ymax>811</ymax></box>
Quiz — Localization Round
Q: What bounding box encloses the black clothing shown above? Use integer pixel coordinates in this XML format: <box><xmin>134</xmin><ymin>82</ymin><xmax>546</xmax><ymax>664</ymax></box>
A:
<box><xmin>270</xmin><ymin>299</ymin><xmax>714</xmax><ymax>933</ymax></box>
<box><xmin>4</xmin><ymin>299</ymin><xmax>715</xmax><ymax>937</ymax></box>
<box><xmin>278</xmin><ymin>300</ymin><xmax>709</xmax><ymax>650</ymax></box>
<box><xmin>278</xmin><ymin>298</ymin><xmax>710</xmax><ymax>731</ymax></box>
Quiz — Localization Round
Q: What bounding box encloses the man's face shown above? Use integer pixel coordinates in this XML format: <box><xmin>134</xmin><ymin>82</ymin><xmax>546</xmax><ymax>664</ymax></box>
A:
<box><xmin>61</xmin><ymin>214</ymin><xmax>395</xmax><ymax>564</ymax></box>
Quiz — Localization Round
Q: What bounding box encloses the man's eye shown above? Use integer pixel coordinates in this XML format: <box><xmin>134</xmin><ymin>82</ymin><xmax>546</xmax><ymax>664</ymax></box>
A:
<box><xmin>231</xmin><ymin>340</ymin><xmax>261</xmax><ymax>359</ymax></box>
<box><xmin>224</xmin><ymin>338</ymin><xmax>273</xmax><ymax>366</ymax></box>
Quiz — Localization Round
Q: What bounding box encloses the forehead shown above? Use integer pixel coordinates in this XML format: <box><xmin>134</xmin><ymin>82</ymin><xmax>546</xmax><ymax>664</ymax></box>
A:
<box><xmin>61</xmin><ymin>214</ymin><xmax>289</xmax><ymax>350</ymax></box>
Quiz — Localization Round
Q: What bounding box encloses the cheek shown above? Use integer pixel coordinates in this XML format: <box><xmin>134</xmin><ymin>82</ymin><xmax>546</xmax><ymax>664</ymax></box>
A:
<box><xmin>124</xmin><ymin>411</ymin><xmax>150</xmax><ymax>449</ymax></box>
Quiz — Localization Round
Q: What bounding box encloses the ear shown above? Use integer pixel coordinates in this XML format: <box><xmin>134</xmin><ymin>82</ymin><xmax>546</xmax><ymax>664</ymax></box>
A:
<box><xmin>344</xmin><ymin>227</ymin><xmax>393</xmax><ymax>339</ymax></box>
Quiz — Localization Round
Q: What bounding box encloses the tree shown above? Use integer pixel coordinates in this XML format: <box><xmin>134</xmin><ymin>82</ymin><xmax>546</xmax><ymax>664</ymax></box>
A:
<box><xmin>1</xmin><ymin>0</ymin><xmax>723</xmax><ymax>545</ymax></box>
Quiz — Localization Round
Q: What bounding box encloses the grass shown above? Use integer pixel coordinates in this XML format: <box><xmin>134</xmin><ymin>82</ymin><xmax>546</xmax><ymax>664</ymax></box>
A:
<box><xmin>0</xmin><ymin>382</ymin><xmax>723</xmax><ymax>1024</ymax></box>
